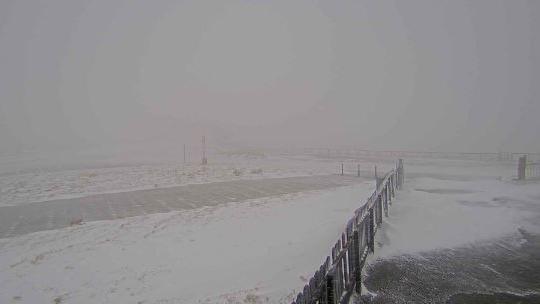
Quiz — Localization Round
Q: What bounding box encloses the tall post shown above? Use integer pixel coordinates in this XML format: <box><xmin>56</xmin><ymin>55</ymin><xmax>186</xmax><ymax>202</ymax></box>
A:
<box><xmin>518</xmin><ymin>155</ymin><xmax>526</xmax><ymax>180</ymax></box>
<box><xmin>352</xmin><ymin>230</ymin><xmax>362</xmax><ymax>294</ymax></box>
<box><xmin>326</xmin><ymin>271</ymin><xmax>336</xmax><ymax>304</ymax></box>
<box><xmin>357</xmin><ymin>164</ymin><xmax>360</xmax><ymax>177</ymax></box>
<box><xmin>369</xmin><ymin>208</ymin><xmax>375</xmax><ymax>253</ymax></box>
<box><xmin>398</xmin><ymin>159</ymin><xmax>404</xmax><ymax>188</ymax></box>
<box><xmin>375</xmin><ymin>165</ymin><xmax>382</xmax><ymax>189</ymax></box>
<box><xmin>341</xmin><ymin>163</ymin><xmax>344</xmax><ymax>176</ymax></box>
<box><xmin>202</xmin><ymin>136</ymin><xmax>208</xmax><ymax>165</ymax></box>
<box><xmin>383</xmin><ymin>188</ymin><xmax>389</xmax><ymax>217</ymax></box>
<box><xmin>183</xmin><ymin>144</ymin><xmax>186</xmax><ymax>164</ymax></box>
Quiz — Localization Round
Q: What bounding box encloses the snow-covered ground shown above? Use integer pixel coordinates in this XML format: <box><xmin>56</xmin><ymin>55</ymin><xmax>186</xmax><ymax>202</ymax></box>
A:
<box><xmin>0</xmin><ymin>153</ymin><xmax>346</xmax><ymax>207</ymax></box>
<box><xmin>1</xmin><ymin>149</ymin><xmax>536</xmax><ymax>304</ymax></box>
<box><xmin>0</xmin><ymin>183</ymin><xmax>375</xmax><ymax>304</ymax></box>
<box><xmin>372</xmin><ymin>177</ymin><xmax>540</xmax><ymax>259</ymax></box>
<box><xmin>1</xmin><ymin>148</ymin><xmax>514</xmax><ymax>207</ymax></box>
<box><xmin>362</xmin><ymin>168</ymin><xmax>540</xmax><ymax>303</ymax></box>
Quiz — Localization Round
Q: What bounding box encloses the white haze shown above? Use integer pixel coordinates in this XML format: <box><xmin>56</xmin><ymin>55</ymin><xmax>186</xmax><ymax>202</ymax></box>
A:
<box><xmin>1</xmin><ymin>0</ymin><xmax>539</xmax><ymax>155</ymax></box>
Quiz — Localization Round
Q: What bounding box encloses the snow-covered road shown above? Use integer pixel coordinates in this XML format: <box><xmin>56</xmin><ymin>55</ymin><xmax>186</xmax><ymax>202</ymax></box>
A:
<box><xmin>0</xmin><ymin>175</ymin><xmax>365</xmax><ymax>238</ymax></box>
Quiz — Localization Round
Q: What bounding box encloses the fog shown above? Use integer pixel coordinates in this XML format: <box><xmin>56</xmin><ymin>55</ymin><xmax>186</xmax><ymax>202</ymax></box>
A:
<box><xmin>1</xmin><ymin>0</ymin><xmax>539</xmax><ymax>155</ymax></box>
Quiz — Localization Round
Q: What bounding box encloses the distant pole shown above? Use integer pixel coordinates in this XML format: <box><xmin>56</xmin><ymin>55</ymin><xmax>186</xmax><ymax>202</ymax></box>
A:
<box><xmin>341</xmin><ymin>163</ymin><xmax>344</xmax><ymax>176</ymax></box>
<box><xmin>518</xmin><ymin>155</ymin><xmax>526</xmax><ymax>180</ymax></box>
<box><xmin>357</xmin><ymin>164</ymin><xmax>360</xmax><ymax>177</ymax></box>
<box><xmin>202</xmin><ymin>136</ymin><xmax>208</xmax><ymax>165</ymax></box>
<box><xmin>183</xmin><ymin>144</ymin><xmax>186</xmax><ymax>164</ymax></box>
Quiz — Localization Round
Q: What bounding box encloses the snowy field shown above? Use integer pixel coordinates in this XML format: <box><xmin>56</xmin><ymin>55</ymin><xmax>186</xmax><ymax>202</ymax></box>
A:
<box><xmin>0</xmin><ymin>184</ymin><xmax>375</xmax><ymax>304</ymax></box>
<box><xmin>0</xmin><ymin>150</ymin><xmax>537</xmax><ymax>303</ymax></box>
<box><xmin>0</xmin><ymin>153</ymin><xmax>344</xmax><ymax>207</ymax></box>
<box><xmin>0</xmin><ymin>151</ymin><xmax>364</xmax><ymax>207</ymax></box>
<box><xmin>0</xmin><ymin>149</ymin><xmax>515</xmax><ymax>207</ymax></box>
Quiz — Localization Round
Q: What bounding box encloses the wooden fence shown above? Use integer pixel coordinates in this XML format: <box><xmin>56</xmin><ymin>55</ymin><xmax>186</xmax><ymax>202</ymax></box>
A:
<box><xmin>290</xmin><ymin>159</ymin><xmax>404</xmax><ymax>304</ymax></box>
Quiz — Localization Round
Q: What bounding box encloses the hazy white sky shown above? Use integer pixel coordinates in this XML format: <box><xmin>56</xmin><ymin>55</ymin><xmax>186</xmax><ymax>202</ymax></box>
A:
<box><xmin>0</xmin><ymin>0</ymin><xmax>539</xmax><ymax>153</ymax></box>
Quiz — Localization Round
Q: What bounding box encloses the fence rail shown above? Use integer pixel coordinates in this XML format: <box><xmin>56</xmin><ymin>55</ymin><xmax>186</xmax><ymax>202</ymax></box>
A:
<box><xmin>290</xmin><ymin>160</ymin><xmax>404</xmax><ymax>304</ymax></box>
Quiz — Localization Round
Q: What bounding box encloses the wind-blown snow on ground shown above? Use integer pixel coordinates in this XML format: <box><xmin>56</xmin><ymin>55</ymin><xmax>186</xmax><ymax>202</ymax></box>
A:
<box><xmin>372</xmin><ymin>177</ymin><xmax>540</xmax><ymax>258</ymax></box>
<box><xmin>0</xmin><ymin>183</ymin><xmax>374</xmax><ymax>304</ymax></box>
<box><xmin>362</xmin><ymin>172</ymin><xmax>540</xmax><ymax>303</ymax></box>
<box><xmin>0</xmin><ymin>154</ymin><xmax>349</xmax><ymax>207</ymax></box>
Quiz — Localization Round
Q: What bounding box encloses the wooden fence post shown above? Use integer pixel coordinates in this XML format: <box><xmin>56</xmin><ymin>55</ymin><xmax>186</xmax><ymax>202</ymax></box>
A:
<box><xmin>383</xmin><ymin>187</ymin><xmax>389</xmax><ymax>217</ymax></box>
<box><xmin>518</xmin><ymin>155</ymin><xmax>527</xmax><ymax>180</ymax></box>
<box><xmin>377</xmin><ymin>195</ymin><xmax>383</xmax><ymax>225</ymax></box>
<box><xmin>326</xmin><ymin>270</ymin><xmax>337</xmax><ymax>304</ymax></box>
<box><xmin>352</xmin><ymin>230</ymin><xmax>362</xmax><ymax>294</ymax></box>
<box><xmin>369</xmin><ymin>208</ymin><xmax>375</xmax><ymax>253</ymax></box>
<box><xmin>398</xmin><ymin>159</ymin><xmax>404</xmax><ymax>188</ymax></box>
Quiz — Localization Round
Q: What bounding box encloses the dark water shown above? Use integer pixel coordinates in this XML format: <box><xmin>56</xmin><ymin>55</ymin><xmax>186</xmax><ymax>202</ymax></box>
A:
<box><xmin>361</xmin><ymin>230</ymin><xmax>540</xmax><ymax>304</ymax></box>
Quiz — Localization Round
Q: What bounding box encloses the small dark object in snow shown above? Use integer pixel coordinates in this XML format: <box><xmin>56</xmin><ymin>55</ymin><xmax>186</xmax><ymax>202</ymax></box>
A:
<box><xmin>69</xmin><ymin>218</ymin><xmax>83</xmax><ymax>226</ymax></box>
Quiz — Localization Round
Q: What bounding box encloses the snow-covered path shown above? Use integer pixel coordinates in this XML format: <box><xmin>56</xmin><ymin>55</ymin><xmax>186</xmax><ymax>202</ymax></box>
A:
<box><xmin>0</xmin><ymin>182</ymin><xmax>375</xmax><ymax>304</ymax></box>
<box><xmin>0</xmin><ymin>175</ymin><xmax>364</xmax><ymax>238</ymax></box>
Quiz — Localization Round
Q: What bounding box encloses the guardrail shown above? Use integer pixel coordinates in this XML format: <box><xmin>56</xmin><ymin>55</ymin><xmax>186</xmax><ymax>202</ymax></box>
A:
<box><xmin>290</xmin><ymin>160</ymin><xmax>404</xmax><ymax>304</ymax></box>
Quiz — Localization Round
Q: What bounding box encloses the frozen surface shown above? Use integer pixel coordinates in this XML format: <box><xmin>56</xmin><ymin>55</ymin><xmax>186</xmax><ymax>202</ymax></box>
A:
<box><xmin>1</xmin><ymin>150</ymin><xmax>512</xmax><ymax>207</ymax></box>
<box><xmin>1</xmin><ymin>152</ymin><xmax>538</xmax><ymax>303</ymax></box>
<box><xmin>0</xmin><ymin>184</ymin><xmax>374</xmax><ymax>304</ymax></box>
<box><xmin>362</xmin><ymin>166</ymin><xmax>540</xmax><ymax>303</ymax></box>
<box><xmin>372</xmin><ymin>176</ymin><xmax>540</xmax><ymax>258</ymax></box>
<box><xmin>0</xmin><ymin>153</ymin><xmax>349</xmax><ymax>207</ymax></box>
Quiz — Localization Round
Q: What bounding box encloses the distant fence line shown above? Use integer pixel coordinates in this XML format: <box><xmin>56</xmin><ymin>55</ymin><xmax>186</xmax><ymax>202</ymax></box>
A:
<box><xmin>299</xmin><ymin>148</ymin><xmax>540</xmax><ymax>162</ymax></box>
<box><xmin>290</xmin><ymin>160</ymin><xmax>405</xmax><ymax>304</ymax></box>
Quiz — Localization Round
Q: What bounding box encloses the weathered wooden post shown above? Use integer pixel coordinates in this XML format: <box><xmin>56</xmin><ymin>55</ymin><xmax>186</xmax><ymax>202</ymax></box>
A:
<box><xmin>518</xmin><ymin>155</ymin><xmax>527</xmax><ymax>180</ymax></box>
<box><xmin>352</xmin><ymin>230</ymin><xmax>362</xmax><ymax>294</ymax></box>
<box><xmin>341</xmin><ymin>163</ymin><xmax>344</xmax><ymax>176</ymax></box>
<box><xmin>377</xmin><ymin>195</ymin><xmax>383</xmax><ymax>224</ymax></box>
<box><xmin>341</xmin><ymin>233</ymin><xmax>348</xmax><ymax>287</ymax></box>
<box><xmin>375</xmin><ymin>165</ymin><xmax>381</xmax><ymax>189</ymax></box>
<box><xmin>183</xmin><ymin>144</ymin><xmax>186</xmax><ymax>163</ymax></box>
<box><xmin>369</xmin><ymin>207</ymin><xmax>375</xmax><ymax>253</ymax></box>
<box><xmin>397</xmin><ymin>159</ymin><xmax>404</xmax><ymax>188</ymax></box>
<box><xmin>387</xmin><ymin>182</ymin><xmax>392</xmax><ymax>204</ymax></box>
<box><xmin>201</xmin><ymin>136</ymin><xmax>208</xmax><ymax>165</ymax></box>
<box><xmin>326</xmin><ymin>270</ymin><xmax>337</xmax><ymax>304</ymax></box>
<box><xmin>383</xmin><ymin>187</ymin><xmax>389</xmax><ymax>217</ymax></box>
